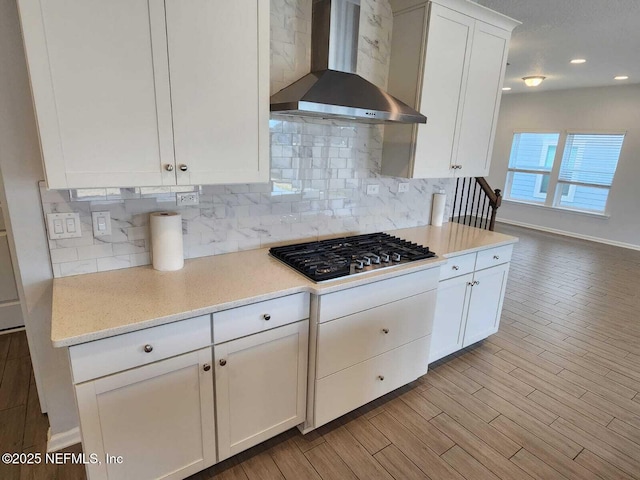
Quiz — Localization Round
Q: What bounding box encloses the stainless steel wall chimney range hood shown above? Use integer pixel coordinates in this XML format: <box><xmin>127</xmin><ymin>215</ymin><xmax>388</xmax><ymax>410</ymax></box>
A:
<box><xmin>270</xmin><ymin>0</ymin><xmax>427</xmax><ymax>124</ymax></box>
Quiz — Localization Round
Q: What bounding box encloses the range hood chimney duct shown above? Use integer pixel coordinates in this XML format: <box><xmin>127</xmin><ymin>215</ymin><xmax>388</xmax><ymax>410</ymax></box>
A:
<box><xmin>270</xmin><ymin>0</ymin><xmax>427</xmax><ymax>124</ymax></box>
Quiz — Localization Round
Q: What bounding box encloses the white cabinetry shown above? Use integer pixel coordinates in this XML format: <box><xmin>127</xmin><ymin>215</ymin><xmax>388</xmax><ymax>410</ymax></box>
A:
<box><xmin>17</xmin><ymin>0</ymin><xmax>269</xmax><ymax>189</ymax></box>
<box><xmin>70</xmin><ymin>316</ymin><xmax>215</xmax><ymax>480</ymax></box>
<box><xmin>308</xmin><ymin>268</ymin><xmax>439</xmax><ymax>429</ymax></box>
<box><xmin>429</xmin><ymin>245</ymin><xmax>512</xmax><ymax>363</ymax></box>
<box><xmin>213</xmin><ymin>293</ymin><xmax>309</xmax><ymax>460</ymax></box>
<box><xmin>214</xmin><ymin>321</ymin><xmax>308</xmax><ymax>460</ymax></box>
<box><xmin>382</xmin><ymin>0</ymin><xmax>518</xmax><ymax>179</ymax></box>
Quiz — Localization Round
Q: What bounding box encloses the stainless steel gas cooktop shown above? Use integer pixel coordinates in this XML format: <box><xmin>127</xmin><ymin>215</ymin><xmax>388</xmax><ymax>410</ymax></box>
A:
<box><xmin>269</xmin><ymin>232</ymin><xmax>436</xmax><ymax>282</ymax></box>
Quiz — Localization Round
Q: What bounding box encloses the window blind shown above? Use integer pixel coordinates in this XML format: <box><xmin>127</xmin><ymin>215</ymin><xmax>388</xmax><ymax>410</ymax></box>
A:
<box><xmin>558</xmin><ymin>134</ymin><xmax>625</xmax><ymax>186</ymax></box>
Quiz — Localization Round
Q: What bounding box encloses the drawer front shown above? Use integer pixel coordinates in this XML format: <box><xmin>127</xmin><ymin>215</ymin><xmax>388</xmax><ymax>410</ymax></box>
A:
<box><xmin>70</xmin><ymin>315</ymin><xmax>211</xmax><ymax>384</ymax></box>
<box><xmin>314</xmin><ymin>335</ymin><xmax>431</xmax><ymax>428</ymax></box>
<box><xmin>439</xmin><ymin>252</ymin><xmax>476</xmax><ymax>281</ymax></box>
<box><xmin>475</xmin><ymin>244</ymin><xmax>513</xmax><ymax>271</ymax></box>
<box><xmin>318</xmin><ymin>268</ymin><xmax>439</xmax><ymax>323</ymax></box>
<box><xmin>317</xmin><ymin>290</ymin><xmax>436</xmax><ymax>379</ymax></box>
<box><xmin>214</xmin><ymin>293</ymin><xmax>309</xmax><ymax>344</ymax></box>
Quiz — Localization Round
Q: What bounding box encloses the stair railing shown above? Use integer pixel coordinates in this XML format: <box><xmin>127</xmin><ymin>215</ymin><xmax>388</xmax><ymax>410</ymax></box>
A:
<box><xmin>450</xmin><ymin>177</ymin><xmax>502</xmax><ymax>231</ymax></box>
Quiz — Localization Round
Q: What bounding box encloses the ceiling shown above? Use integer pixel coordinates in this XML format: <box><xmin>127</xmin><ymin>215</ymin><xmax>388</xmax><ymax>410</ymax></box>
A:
<box><xmin>475</xmin><ymin>0</ymin><xmax>640</xmax><ymax>93</ymax></box>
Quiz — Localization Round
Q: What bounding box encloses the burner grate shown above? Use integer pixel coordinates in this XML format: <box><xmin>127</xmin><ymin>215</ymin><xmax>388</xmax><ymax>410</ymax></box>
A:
<box><xmin>270</xmin><ymin>232</ymin><xmax>436</xmax><ymax>282</ymax></box>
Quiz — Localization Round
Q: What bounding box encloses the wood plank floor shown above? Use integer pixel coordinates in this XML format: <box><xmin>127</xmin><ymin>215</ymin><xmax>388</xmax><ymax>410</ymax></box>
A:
<box><xmin>3</xmin><ymin>224</ymin><xmax>640</xmax><ymax>479</ymax></box>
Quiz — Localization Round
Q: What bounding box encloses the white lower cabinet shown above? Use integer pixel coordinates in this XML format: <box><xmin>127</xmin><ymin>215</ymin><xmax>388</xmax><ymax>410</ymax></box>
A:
<box><xmin>75</xmin><ymin>348</ymin><xmax>216</xmax><ymax>480</ymax></box>
<box><xmin>308</xmin><ymin>268</ymin><xmax>439</xmax><ymax>430</ymax></box>
<box><xmin>214</xmin><ymin>321</ymin><xmax>308</xmax><ymax>461</ymax></box>
<box><xmin>429</xmin><ymin>246</ymin><xmax>511</xmax><ymax>363</ymax></box>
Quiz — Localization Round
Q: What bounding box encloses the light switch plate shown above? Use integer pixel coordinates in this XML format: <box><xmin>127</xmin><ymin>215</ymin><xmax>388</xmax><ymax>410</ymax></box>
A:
<box><xmin>92</xmin><ymin>211</ymin><xmax>112</xmax><ymax>237</ymax></box>
<box><xmin>46</xmin><ymin>213</ymin><xmax>82</xmax><ymax>240</ymax></box>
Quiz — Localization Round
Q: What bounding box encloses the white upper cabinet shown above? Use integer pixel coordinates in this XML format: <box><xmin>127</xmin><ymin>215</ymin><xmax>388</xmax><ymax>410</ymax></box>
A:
<box><xmin>382</xmin><ymin>0</ymin><xmax>519</xmax><ymax>179</ymax></box>
<box><xmin>166</xmin><ymin>0</ymin><xmax>269</xmax><ymax>186</ymax></box>
<box><xmin>17</xmin><ymin>0</ymin><xmax>269</xmax><ymax>189</ymax></box>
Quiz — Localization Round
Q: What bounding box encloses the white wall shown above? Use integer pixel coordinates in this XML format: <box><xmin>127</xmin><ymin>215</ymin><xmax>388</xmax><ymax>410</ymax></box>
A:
<box><xmin>0</xmin><ymin>0</ymin><xmax>78</xmax><ymax>437</ymax></box>
<box><xmin>487</xmin><ymin>84</ymin><xmax>640</xmax><ymax>249</ymax></box>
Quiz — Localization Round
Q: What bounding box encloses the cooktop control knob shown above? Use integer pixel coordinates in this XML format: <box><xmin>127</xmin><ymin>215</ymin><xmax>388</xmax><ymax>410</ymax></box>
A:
<box><xmin>392</xmin><ymin>253</ymin><xmax>402</xmax><ymax>262</ymax></box>
<box><xmin>381</xmin><ymin>253</ymin><xmax>390</xmax><ymax>263</ymax></box>
<box><xmin>362</xmin><ymin>256</ymin><xmax>372</xmax><ymax>266</ymax></box>
<box><xmin>355</xmin><ymin>259</ymin><xmax>364</xmax><ymax>270</ymax></box>
<box><xmin>370</xmin><ymin>254</ymin><xmax>381</xmax><ymax>264</ymax></box>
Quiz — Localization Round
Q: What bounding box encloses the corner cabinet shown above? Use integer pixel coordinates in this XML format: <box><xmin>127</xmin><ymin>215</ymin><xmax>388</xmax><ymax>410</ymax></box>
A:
<box><xmin>382</xmin><ymin>0</ymin><xmax>519</xmax><ymax>179</ymax></box>
<box><xmin>17</xmin><ymin>0</ymin><xmax>269</xmax><ymax>189</ymax></box>
<box><xmin>429</xmin><ymin>244</ymin><xmax>512</xmax><ymax>363</ymax></box>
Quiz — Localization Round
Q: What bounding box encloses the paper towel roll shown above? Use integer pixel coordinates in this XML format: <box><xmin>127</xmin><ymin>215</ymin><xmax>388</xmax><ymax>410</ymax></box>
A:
<box><xmin>150</xmin><ymin>212</ymin><xmax>184</xmax><ymax>271</ymax></box>
<box><xmin>431</xmin><ymin>192</ymin><xmax>446</xmax><ymax>227</ymax></box>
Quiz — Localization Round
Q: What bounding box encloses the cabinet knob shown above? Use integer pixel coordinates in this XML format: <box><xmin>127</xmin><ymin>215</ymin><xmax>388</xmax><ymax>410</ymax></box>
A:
<box><xmin>179</xmin><ymin>164</ymin><xmax>188</xmax><ymax>172</ymax></box>
<box><xmin>382</xmin><ymin>328</ymin><xmax>389</xmax><ymax>334</ymax></box>
<box><xmin>219</xmin><ymin>359</ymin><xmax>227</xmax><ymax>366</ymax></box>
<box><xmin>493</xmin><ymin>255</ymin><xmax>500</xmax><ymax>260</ymax></box>
<box><xmin>143</xmin><ymin>344</ymin><xmax>153</xmax><ymax>353</ymax></box>
<box><xmin>263</xmin><ymin>314</ymin><xmax>271</xmax><ymax>321</ymax></box>
<box><xmin>467</xmin><ymin>281</ymin><xmax>474</xmax><ymax>286</ymax></box>
<box><xmin>203</xmin><ymin>364</ymin><xmax>211</xmax><ymax>372</ymax></box>
<box><xmin>378</xmin><ymin>375</ymin><xmax>385</xmax><ymax>381</ymax></box>
<box><xmin>452</xmin><ymin>265</ymin><xmax>459</xmax><ymax>270</ymax></box>
<box><xmin>475</xmin><ymin>280</ymin><xmax>480</xmax><ymax>286</ymax></box>
<box><xmin>165</xmin><ymin>164</ymin><xmax>174</xmax><ymax>172</ymax></box>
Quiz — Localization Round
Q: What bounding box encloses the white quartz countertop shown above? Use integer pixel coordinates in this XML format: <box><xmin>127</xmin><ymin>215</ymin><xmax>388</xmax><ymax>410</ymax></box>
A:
<box><xmin>51</xmin><ymin>223</ymin><xmax>517</xmax><ymax>347</ymax></box>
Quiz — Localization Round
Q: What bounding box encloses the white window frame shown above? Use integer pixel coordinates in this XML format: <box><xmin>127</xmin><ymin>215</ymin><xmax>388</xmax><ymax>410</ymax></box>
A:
<box><xmin>505</xmin><ymin>130</ymin><xmax>625</xmax><ymax>215</ymax></box>
<box><xmin>505</xmin><ymin>131</ymin><xmax>560</xmax><ymax>204</ymax></box>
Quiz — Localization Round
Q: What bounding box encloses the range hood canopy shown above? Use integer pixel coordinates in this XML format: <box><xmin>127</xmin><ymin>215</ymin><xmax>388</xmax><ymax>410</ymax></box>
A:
<box><xmin>270</xmin><ymin>0</ymin><xmax>427</xmax><ymax>124</ymax></box>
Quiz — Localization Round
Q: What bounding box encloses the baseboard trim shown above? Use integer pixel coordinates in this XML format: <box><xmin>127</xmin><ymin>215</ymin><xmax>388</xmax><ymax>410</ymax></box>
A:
<box><xmin>47</xmin><ymin>426</ymin><xmax>81</xmax><ymax>452</ymax></box>
<box><xmin>497</xmin><ymin>219</ymin><xmax>640</xmax><ymax>251</ymax></box>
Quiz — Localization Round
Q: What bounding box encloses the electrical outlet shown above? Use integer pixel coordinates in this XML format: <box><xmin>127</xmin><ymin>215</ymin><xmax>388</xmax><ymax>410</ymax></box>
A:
<box><xmin>46</xmin><ymin>213</ymin><xmax>82</xmax><ymax>240</ymax></box>
<box><xmin>92</xmin><ymin>211</ymin><xmax>112</xmax><ymax>237</ymax></box>
<box><xmin>398</xmin><ymin>182</ymin><xmax>410</xmax><ymax>193</ymax></box>
<box><xmin>176</xmin><ymin>192</ymin><xmax>199</xmax><ymax>206</ymax></box>
<box><xmin>366</xmin><ymin>184</ymin><xmax>380</xmax><ymax>195</ymax></box>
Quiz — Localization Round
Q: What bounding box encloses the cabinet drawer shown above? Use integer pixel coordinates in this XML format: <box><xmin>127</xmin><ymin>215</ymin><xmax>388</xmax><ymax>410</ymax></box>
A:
<box><xmin>214</xmin><ymin>293</ymin><xmax>309</xmax><ymax>344</ymax></box>
<box><xmin>69</xmin><ymin>315</ymin><xmax>212</xmax><ymax>384</ymax></box>
<box><xmin>314</xmin><ymin>335</ymin><xmax>431</xmax><ymax>428</ymax></box>
<box><xmin>317</xmin><ymin>290</ymin><xmax>435</xmax><ymax>379</ymax></box>
<box><xmin>440</xmin><ymin>252</ymin><xmax>476</xmax><ymax>281</ymax></box>
<box><xmin>318</xmin><ymin>268</ymin><xmax>439</xmax><ymax>323</ymax></box>
<box><xmin>475</xmin><ymin>244</ymin><xmax>513</xmax><ymax>271</ymax></box>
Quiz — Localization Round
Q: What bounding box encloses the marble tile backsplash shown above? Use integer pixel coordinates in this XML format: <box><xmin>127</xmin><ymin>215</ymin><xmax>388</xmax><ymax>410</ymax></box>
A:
<box><xmin>41</xmin><ymin>118</ymin><xmax>453</xmax><ymax>278</ymax></box>
<box><xmin>41</xmin><ymin>0</ymin><xmax>454</xmax><ymax>278</ymax></box>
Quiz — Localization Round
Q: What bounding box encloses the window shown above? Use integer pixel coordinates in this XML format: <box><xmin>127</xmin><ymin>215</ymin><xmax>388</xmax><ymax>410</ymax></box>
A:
<box><xmin>505</xmin><ymin>133</ymin><xmax>559</xmax><ymax>203</ymax></box>
<box><xmin>505</xmin><ymin>132</ymin><xmax>625</xmax><ymax>214</ymax></box>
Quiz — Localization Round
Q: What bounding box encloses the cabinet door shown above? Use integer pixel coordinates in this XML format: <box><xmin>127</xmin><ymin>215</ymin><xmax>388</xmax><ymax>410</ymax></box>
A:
<box><xmin>455</xmin><ymin>21</ymin><xmax>510</xmax><ymax>177</ymax></box>
<box><xmin>215</xmin><ymin>321</ymin><xmax>308</xmax><ymax>460</ymax></box>
<box><xmin>18</xmin><ymin>0</ymin><xmax>175</xmax><ymax>188</ymax></box>
<box><xmin>413</xmin><ymin>4</ymin><xmax>474</xmax><ymax>178</ymax></box>
<box><xmin>75</xmin><ymin>348</ymin><xmax>215</xmax><ymax>480</ymax></box>
<box><xmin>430</xmin><ymin>273</ymin><xmax>473</xmax><ymax>363</ymax></box>
<box><xmin>166</xmin><ymin>0</ymin><xmax>270</xmax><ymax>185</ymax></box>
<box><xmin>463</xmin><ymin>263</ymin><xmax>509</xmax><ymax>347</ymax></box>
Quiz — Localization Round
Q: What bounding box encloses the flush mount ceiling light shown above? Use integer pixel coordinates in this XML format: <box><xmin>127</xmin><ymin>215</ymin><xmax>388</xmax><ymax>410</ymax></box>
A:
<box><xmin>502</xmin><ymin>87</ymin><xmax>512</xmax><ymax>91</ymax></box>
<box><xmin>614</xmin><ymin>75</ymin><xmax>629</xmax><ymax>80</ymax></box>
<box><xmin>570</xmin><ymin>58</ymin><xmax>587</xmax><ymax>64</ymax></box>
<box><xmin>522</xmin><ymin>76</ymin><xmax>546</xmax><ymax>87</ymax></box>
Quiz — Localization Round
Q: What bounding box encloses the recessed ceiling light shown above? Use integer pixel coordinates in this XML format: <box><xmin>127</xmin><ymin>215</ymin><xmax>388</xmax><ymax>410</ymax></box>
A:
<box><xmin>614</xmin><ymin>75</ymin><xmax>629</xmax><ymax>80</ymax></box>
<box><xmin>570</xmin><ymin>58</ymin><xmax>586</xmax><ymax>64</ymax></box>
<box><xmin>522</xmin><ymin>76</ymin><xmax>546</xmax><ymax>87</ymax></box>
<box><xmin>502</xmin><ymin>87</ymin><xmax>512</xmax><ymax>91</ymax></box>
